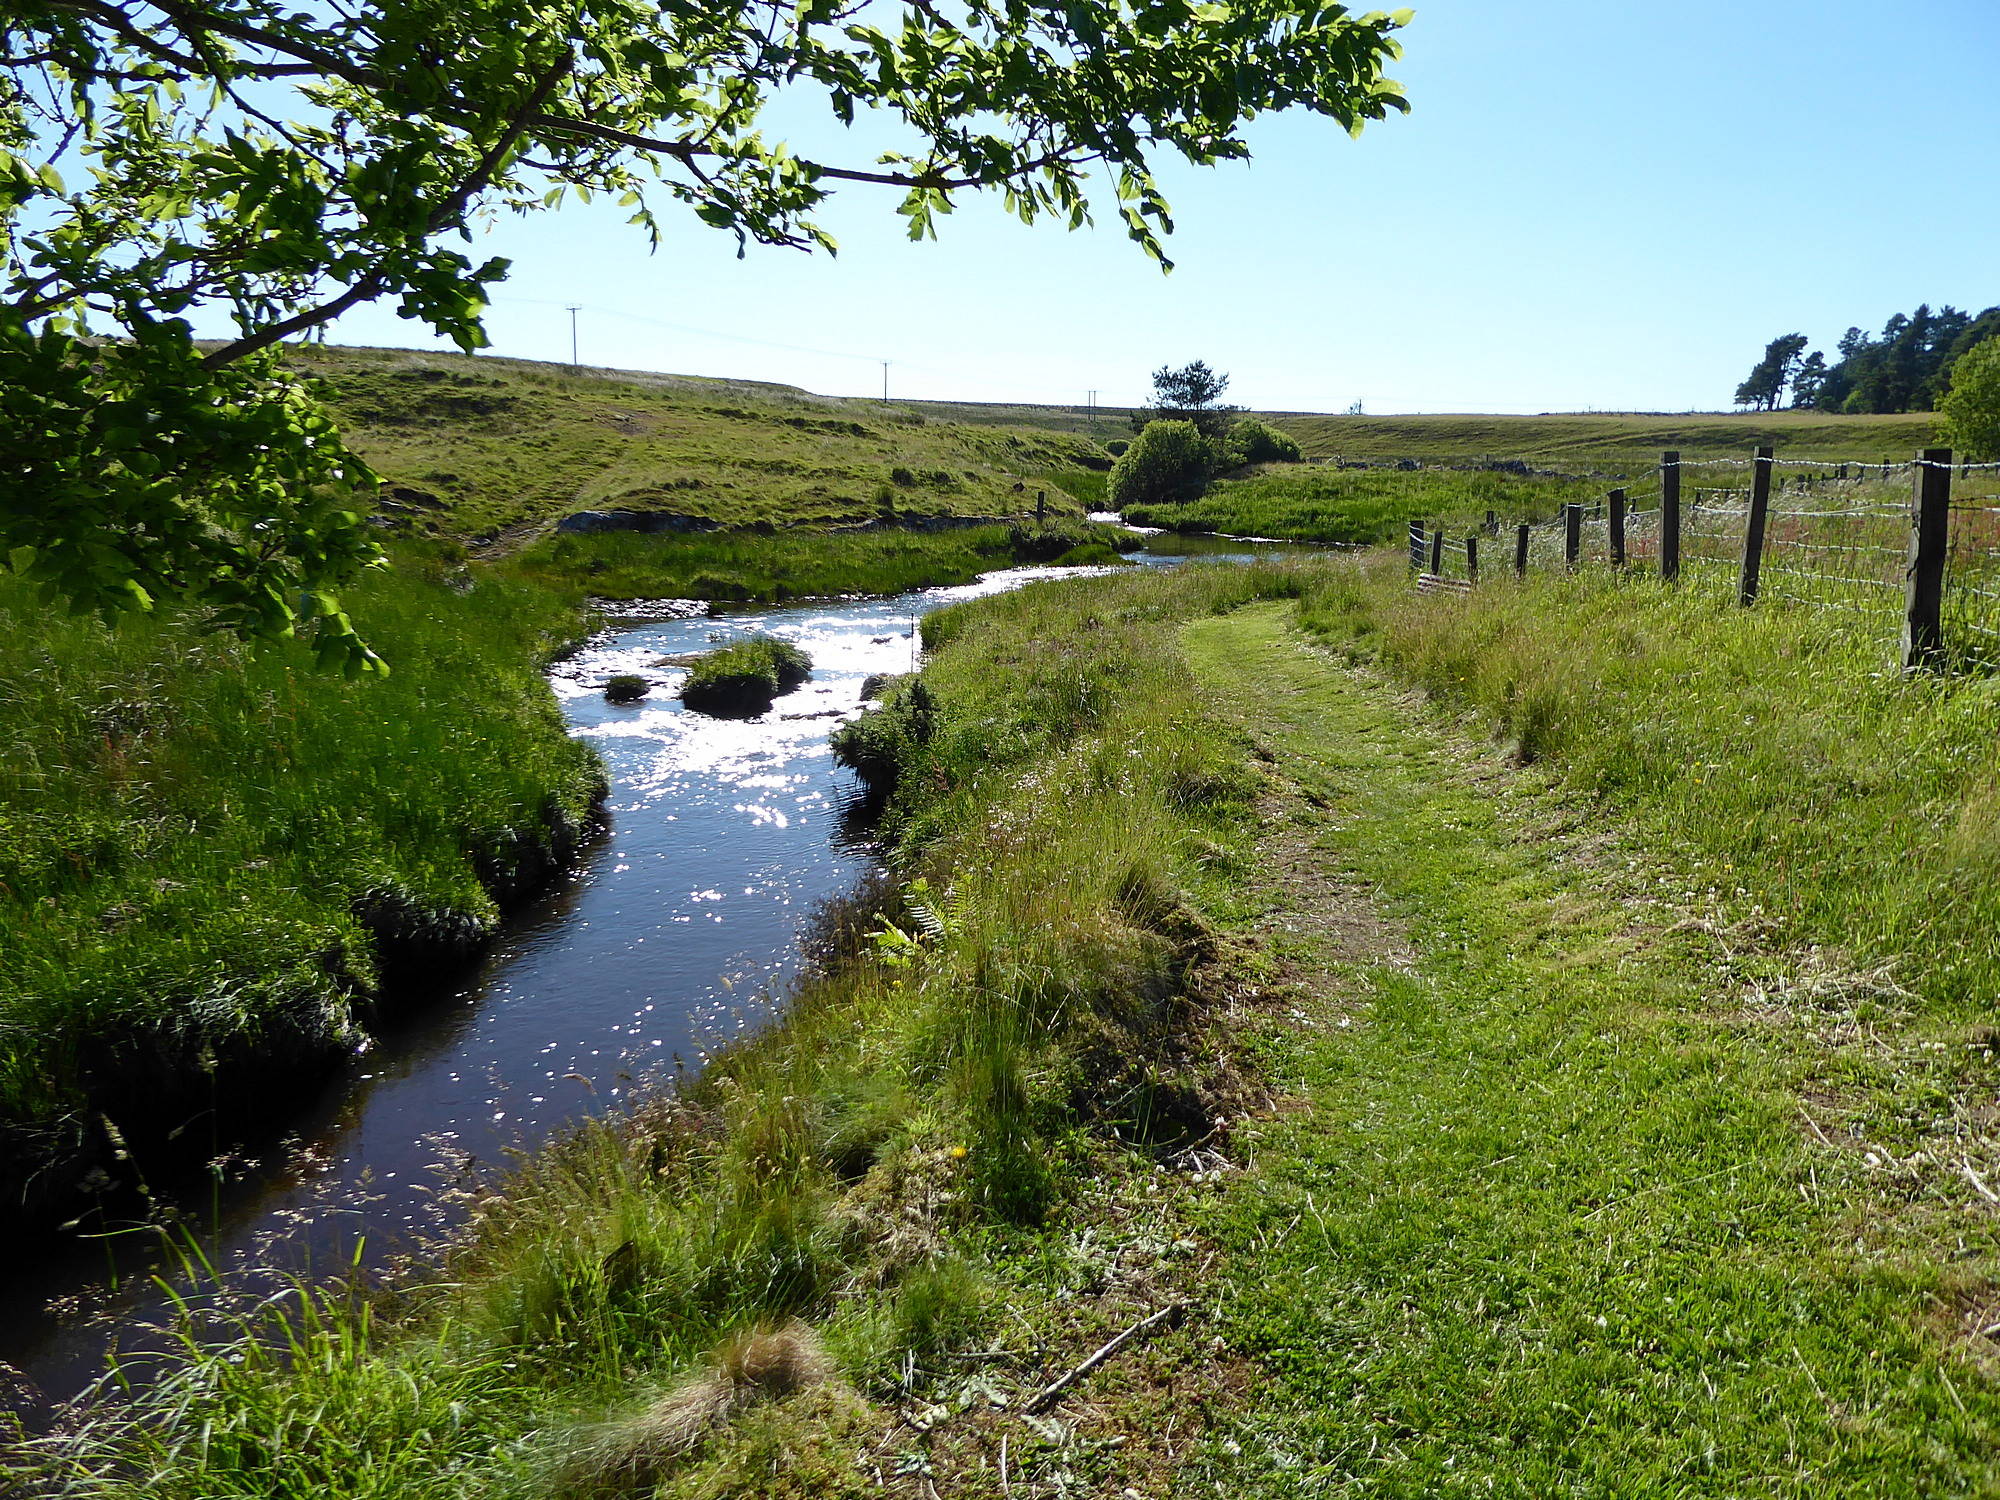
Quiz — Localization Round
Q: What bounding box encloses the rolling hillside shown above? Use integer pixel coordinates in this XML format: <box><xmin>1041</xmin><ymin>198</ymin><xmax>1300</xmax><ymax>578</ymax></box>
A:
<box><xmin>279</xmin><ymin>345</ymin><xmax>1113</xmax><ymax>545</ymax></box>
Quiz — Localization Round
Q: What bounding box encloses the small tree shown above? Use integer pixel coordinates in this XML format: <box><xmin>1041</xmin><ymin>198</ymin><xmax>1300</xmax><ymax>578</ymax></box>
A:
<box><xmin>1941</xmin><ymin>335</ymin><xmax>2000</xmax><ymax>460</ymax></box>
<box><xmin>1734</xmin><ymin>333</ymin><xmax>1810</xmax><ymax>411</ymax></box>
<box><xmin>1107</xmin><ymin>420</ymin><xmax>1210</xmax><ymax>507</ymax></box>
<box><xmin>1791</xmin><ymin>351</ymin><xmax>1829</xmax><ymax>410</ymax></box>
<box><xmin>1225</xmin><ymin>417</ymin><xmax>1302</xmax><ymax>465</ymax></box>
<box><xmin>1131</xmin><ymin>360</ymin><xmax>1239</xmax><ymax>439</ymax></box>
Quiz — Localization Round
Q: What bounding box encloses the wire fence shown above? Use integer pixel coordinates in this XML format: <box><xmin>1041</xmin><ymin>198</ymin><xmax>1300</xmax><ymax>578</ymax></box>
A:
<box><xmin>1410</xmin><ymin>448</ymin><xmax>2000</xmax><ymax>671</ymax></box>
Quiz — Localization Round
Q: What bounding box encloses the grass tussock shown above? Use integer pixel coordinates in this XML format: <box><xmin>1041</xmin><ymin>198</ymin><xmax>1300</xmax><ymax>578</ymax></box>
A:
<box><xmin>559</xmin><ymin>1323</ymin><xmax>836</xmax><ymax>1493</ymax></box>
<box><xmin>1123</xmin><ymin>464</ymin><xmax>1596</xmax><ymax>545</ymax></box>
<box><xmin>680</xmin><ymin>636</ymin><xmax>812</xmax><ymax>717</ymax></box>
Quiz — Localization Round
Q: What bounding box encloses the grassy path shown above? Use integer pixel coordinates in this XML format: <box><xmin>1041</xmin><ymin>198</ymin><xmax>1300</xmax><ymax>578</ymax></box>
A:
<box><xmin>1176</xmin><ymin>601</ymin><xmax>2000</xmax><ymax>1497</ymax></box>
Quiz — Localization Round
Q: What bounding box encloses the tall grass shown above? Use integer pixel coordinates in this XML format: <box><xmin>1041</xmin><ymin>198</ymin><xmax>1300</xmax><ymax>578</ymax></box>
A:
<box><xmin>503</xmin><ymin>519</ymin><xmax>1125</xmax><ymax>603</ymax></box>
<box><xmin>0</xmin><ymin>546</ymin><xmax>602</xmax><ymax>1195</ymax></box>
<box><xmin>1123</xmin><ymin>466</ymin><xmax>1596</xmax><ymax>545</ymax></box>
<box><xmin>1295</xmin><ymin>555</ymin><xmax>2000</xmax><ymax>1013</ymax></box>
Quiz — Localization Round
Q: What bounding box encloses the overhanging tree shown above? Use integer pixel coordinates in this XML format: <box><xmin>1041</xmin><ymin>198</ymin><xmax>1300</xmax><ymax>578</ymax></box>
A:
<box><xmin>2</xmin><ymin>0</ymin><xmax>1409</xmax><ymax>669</ymax></box>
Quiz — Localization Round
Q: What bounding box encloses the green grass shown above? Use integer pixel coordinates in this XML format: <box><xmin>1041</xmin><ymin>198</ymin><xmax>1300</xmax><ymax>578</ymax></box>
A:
<box><xmin>279</xmin><ymin>345</ymin><xmax>1114</xmax><ymax>545</ymax></box>
<box><xmin>1270</xmin><ymin>409</ymin><xmax>1943</xmax><ymax>472</ymax></box>
<box><xmin>27</xmin><ymin>548</ymin><xmax>2000</xmax><ymax>1492</ymax></box>
<box><xmin>0</xmin><ymin>547</ymin><xmax>602</xmax><ymax>1192</ymax></box>
<box><xmin>1176</xmin><ymin>600</ymin><xmax>2000</xmax><ymax>1494</ymax></box>
<box><xmin>501</xmin><ymin>518</ymin><xmax>1124</xmax><ymax>602</ymax></box>
<box><xmin>1123</xmin><ymin>465</ymin><xmax>1598</xmax><ymax>545</ymax></box>
<box><xmin>15</xmin><ymin>563</ymin><xmax>1295</xmax><ymax>1495</ymax></box>
<box><xmin>1295</xmin><ymin>556</ymin><xmax>2000</xmax><ymax>1012</ymax></box>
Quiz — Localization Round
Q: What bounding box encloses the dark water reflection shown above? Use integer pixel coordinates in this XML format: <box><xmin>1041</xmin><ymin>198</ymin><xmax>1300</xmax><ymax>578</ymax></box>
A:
<box><xmin>1</xmin><ymin>538</ymin><xmax>1313</xmax><ymax>1410</ymax></box>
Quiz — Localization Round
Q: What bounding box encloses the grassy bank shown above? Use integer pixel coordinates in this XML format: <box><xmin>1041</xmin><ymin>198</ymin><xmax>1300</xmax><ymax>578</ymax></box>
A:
<box><xmin>0</xmin><ymin>547</ymin><xmax>604</xmax><ymax>1218</ymax></box>
<box><xmin>502</xmin><ymin>519</ymin><xmax>1131</xmax><ymax>602</ymax></box>
<box><xmin>1123</xmin><ymin>465</ymin><xmax>1596</xmax><ymax>545</ymax></box>
<box><xmin>283</xmin><ymin>346</ymin><xmax>1111</xmax><ymax>545</ymax></box>
<box><xmin>1295</xmin><ymin>555</ymin><xmax>2000</xmax><ymax>1013</ymax></box>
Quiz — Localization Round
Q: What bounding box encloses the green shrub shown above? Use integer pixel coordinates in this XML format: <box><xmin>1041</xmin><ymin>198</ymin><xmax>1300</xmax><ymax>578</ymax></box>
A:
<box><xmin>1225</xmin><ymin>416</ymin><xmax>1303</xmax><ymax>465</ymax></box>
<box><xmin>681</xmin><ymin>636</ymin><xmax>813</xmax><ymax>716</ymax></box>
<box><xmin>1103</xmin><ymin>438</ymin><xmax>1130</xmax><ymax>457</ymax></box>
<box><xmin>1941</xmin><ymin>334</ymin><xmax>2000</xmax><ymax>460</ymax></box>
<box><xmin>603</xmin><ymin>674</ymin><xmax>649</xmax><ymax>703</ymax></box>
<box><xmin>1106</xmin><ymin>420</ymin><xmax>1212</xmax><ymax>508</ymax></box>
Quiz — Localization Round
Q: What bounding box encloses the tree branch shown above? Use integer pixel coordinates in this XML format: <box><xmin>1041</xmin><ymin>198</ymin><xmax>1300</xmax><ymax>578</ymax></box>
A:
<box><xmin>201</xmin><ymin>53</ymin><xmax>574</xmax><ymax>367</ymax></box>
<box><xmin>523</xmin><ymin>110</ymin><xmax>1082</xmax><ymax>190</ymax></box>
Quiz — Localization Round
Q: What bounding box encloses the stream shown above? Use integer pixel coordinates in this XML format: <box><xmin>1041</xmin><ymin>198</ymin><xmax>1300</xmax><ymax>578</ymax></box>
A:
<box><xmin>0</xmin><ymin>532</ymin><xmax>1307</xmax><ymax>1416</ymax></box>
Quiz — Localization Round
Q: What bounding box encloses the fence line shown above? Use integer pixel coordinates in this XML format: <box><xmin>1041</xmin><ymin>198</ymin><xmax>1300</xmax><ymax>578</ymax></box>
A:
<box><xmin>1410</xmin><ymin>446</ymin><xmax>2000</xmax><ymax>671</ymax></box>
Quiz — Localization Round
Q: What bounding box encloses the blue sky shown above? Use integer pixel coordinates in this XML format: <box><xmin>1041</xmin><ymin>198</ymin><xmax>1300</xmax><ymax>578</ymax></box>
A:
<box><xmin>268</xmin><ymin>0</ymin><xmax>2000</xmax><ymax>413</ymax></box>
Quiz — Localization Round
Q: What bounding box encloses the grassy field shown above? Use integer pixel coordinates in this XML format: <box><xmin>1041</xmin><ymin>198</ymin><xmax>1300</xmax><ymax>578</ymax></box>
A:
<box><xmin>1123</xmin><ymin>464</ymin><xmax>1597</xmax><ymax>545</ymax></box>
<box><xmin>1269</xmin><ymin>409</ymin><xmax>1943</xmax><ymax>472</ymax></box>
<box><xmin>25</xmin><ymin>553</ymin><xmax>2000</xmax><ymax>1493</ymax></box>
<box><xmin>280</xmin><ymin>346</ymin><xmax>1112</xmax><ymax>545</ymax></box>
<box><xmin>0</xmin><ymin>548</ymin><xmax>603</xmax><ymax>1218</ymax></box>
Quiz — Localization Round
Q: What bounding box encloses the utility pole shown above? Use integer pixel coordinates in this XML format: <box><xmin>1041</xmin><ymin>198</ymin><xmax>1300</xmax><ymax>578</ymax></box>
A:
<box><xmin>566</xmin><ymin>305</ymin><xmax>581</xmax><ymax>374</ymax></box>
<box><xmin>881</xmin><ymin>361</ymin><xmax>890</xmax><ymax>404</ymax></box>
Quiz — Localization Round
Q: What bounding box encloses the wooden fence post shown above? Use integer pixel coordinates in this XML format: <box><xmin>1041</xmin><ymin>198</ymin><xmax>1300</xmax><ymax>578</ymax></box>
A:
<box><xmin>1484</xmin><ymin>509</ymin><xmax>1498</xmax><ymax>536</ymax></box>
<box><xmin>1515</xmin><ymin>523</ymin><xmax>1530</xmax><ymax>577</ymax></box>
<box><xmin>1608</xmin><ymin>488</ymin><xmax>1627</xmax><ymax>567</ymax></box>
<box><xmin>1563</xmin><ymin>503</ymin><xmax>1582</xmax><ymax>570</ymax></box>
<box><xmin>1660</xmin><ymin>450</ymin><xmax>1681</xmax><ymax>582</ymax></box>
<box><xmin>1429</xmin><ymin>526</ymin><xmax>1444</xmax><ymax>576</ymax></box>
<box><xmin>1737</xmin><ymin>445</ymin><xmax>1774</xmax><ymax>606</ymax></box>
<box><xmin>1904</xmin><ymin>447</ymin><xmax>1953</xmax><ymax>669</ymax></box>
<box><xmin>1466</xmin><ymin>534</ymin><xmax>1479</xmax><ymax>583</ymax></box>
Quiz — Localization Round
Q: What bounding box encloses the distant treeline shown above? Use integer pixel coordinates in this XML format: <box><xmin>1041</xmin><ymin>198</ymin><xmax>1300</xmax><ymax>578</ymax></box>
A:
<box><xmin>1737</xmin><ymin>303</ymin><xmax>2000</xmax><ymax>414</ymax></box>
